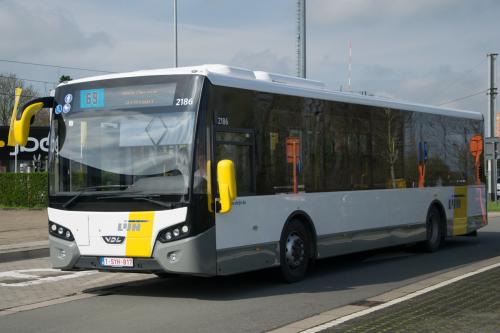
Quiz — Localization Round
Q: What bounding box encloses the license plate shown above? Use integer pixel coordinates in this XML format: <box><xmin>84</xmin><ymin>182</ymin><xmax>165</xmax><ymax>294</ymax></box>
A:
<box><xmin>100</xmin><ymin>257</ymin><xmax>134</xmax><ymax>268</ymax></box>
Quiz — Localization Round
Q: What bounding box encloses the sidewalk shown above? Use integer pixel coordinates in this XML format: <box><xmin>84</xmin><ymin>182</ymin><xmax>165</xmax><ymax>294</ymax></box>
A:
<box><xmin>316</xmin><ymin>264</ymin><xmax>500</xmax><ymax>333</ymax></box>
<box><xmin>270</xmin><ymin>257</ymin><xmax>500</xmax><ymax>333</ymax></box>
<box><xmin>0</xmin><ymin>209</ymin><xmax>48</xmax><ymax>262</ymax></box>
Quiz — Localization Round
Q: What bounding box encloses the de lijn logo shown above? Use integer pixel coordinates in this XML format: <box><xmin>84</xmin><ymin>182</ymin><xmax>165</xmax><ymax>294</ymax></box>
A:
<box><xmin>0</xmin><ymin>136</ymin><xmax>49</xmax><ymax>156</ymax></box>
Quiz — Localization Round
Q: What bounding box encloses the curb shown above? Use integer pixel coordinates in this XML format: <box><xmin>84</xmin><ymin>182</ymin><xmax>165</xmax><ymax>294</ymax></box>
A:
<box><xmin>0</xmin><ymin>241</ymin><xmax>49</xmax><ymax>263</ymax></box>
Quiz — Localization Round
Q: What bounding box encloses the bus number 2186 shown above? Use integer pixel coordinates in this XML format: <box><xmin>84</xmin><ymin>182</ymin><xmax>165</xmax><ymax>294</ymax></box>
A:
<box><xmin>176</xmin><ymin>98</ymin><xmax>193</xmax><ymax>106</ymax></box>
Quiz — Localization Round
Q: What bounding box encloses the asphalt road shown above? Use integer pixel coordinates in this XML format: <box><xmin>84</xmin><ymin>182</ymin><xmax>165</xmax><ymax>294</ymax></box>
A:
<box><xmin>1</xmin><ymin>219</ymin><xmax>499</xmax><ymax>333</ymax></box>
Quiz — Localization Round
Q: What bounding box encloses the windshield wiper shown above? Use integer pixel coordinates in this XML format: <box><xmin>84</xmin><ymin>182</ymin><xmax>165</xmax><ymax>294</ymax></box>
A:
<box><xmin>62</xmin><ymin>185</ymin><xmax>131</xmax><ymax>209</ymax></box>
<box><xmin>132</xmin><ymin>196</ymin><xmax>175</xmax><ymax>209</ymax></box>
<box><xmin>96</xmin><ymin>194</ymin><xmax>184</xmax><ymax>209</ymax></box>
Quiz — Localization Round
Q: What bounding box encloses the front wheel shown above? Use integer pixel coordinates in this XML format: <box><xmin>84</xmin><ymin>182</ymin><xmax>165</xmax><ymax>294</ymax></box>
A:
<box><xmin>154</xmin><ymin>272</ymin><xmax>177</xmax><ymax>279</ymax></box>
<box><xmin>279</xmin><ymin>220</ymin><xmax>311</xmax><ymax>283</ymax></box>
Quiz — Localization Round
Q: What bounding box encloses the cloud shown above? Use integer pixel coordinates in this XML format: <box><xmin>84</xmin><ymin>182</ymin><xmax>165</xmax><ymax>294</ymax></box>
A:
<box><xmin>229</xmin><ymin>49</ymin><xmax>294</xmax><ymax>75</ymax></box>
<box><xmin>309</xmin><ymin>0</ymin><xmax>461</xmax><ymax>26</ymax></box>
<box><xmin>0</xmin><ymin>1</ymin><xmax>113</xmax><ymax>59</ymax></box>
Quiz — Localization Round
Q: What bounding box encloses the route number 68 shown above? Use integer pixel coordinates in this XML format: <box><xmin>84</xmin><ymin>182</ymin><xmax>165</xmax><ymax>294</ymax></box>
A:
<box><xmin>176</xmin><ymin>98</ymin><xmax>193</xmax><ymax>106</ymax></box>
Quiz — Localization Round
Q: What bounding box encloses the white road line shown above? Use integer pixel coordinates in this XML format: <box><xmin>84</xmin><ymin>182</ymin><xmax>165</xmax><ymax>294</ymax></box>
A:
<box><xmin>0</xmin><ymin>269</ymin><xmax>96</xmax><ymax>287</ymax></box>
<box><xmin>302</xmin><ymin>262</ymin><xmax>500</xmax><ymax>333</ymax></box>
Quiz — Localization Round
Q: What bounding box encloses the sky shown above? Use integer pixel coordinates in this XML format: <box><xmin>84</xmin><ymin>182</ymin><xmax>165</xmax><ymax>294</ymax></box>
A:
<box><xmin>0</xmin><ymin>0</ymin><xmax>499</xmax><ymax>119</ymax></box>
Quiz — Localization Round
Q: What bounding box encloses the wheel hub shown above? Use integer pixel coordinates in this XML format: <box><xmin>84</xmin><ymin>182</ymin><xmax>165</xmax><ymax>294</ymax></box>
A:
<box><xmin>285</xmin><ymin>232</ymin><xmax>305</xmax><ymax>268</ymax></box>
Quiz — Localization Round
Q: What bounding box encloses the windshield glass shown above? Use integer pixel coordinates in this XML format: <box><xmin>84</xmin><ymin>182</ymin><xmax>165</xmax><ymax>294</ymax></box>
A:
<box><xmin>49</xmin><ymin>75</ymin><xmax>203</xmax><ymax>203</ymax></box>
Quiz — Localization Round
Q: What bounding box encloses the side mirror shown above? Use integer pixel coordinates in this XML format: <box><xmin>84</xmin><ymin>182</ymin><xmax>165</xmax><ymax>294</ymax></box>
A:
<box><xmin>10</xmin><ymin>97</ymin><xmax>54</xmax><ymax>146</ymax></box>
<box><xmin>217</xmin><ymin>160</ymin><xmax>237</xmax><ymax>214</ymax></box>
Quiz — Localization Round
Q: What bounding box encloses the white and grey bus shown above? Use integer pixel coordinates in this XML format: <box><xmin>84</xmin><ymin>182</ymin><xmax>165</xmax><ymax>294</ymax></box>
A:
<box><xmin>11</xmin><ymin>65</ymin><xmax>487</xmax><ymax>282</ymax></box>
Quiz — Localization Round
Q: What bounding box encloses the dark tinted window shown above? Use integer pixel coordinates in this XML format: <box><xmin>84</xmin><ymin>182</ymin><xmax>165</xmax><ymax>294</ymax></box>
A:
<box><xmin>208</xmin><ymin>83</ymin><xmax>485</xmax><ymax>195</ymax></box>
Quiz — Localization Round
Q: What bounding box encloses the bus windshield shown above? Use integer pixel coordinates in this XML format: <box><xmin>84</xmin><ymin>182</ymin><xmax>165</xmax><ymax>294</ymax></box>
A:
<box><xmin>49</xmin><ymin>75</ymin><xmax>203</xmax><ymax>205</ymax></box>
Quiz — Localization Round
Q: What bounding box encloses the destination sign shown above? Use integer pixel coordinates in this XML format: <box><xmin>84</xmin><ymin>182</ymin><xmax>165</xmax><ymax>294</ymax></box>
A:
<box><xmin>78</xmin><ymin>83</ymin><xmax>177</xmax><ymax>110</ymax></box>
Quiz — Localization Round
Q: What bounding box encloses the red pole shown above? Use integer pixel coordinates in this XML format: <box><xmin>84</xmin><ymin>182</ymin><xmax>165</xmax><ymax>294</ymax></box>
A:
<box><xmin>293</xmin><ymin>141</ymin><xmax>297</xmax><ymax>193</ymax></box>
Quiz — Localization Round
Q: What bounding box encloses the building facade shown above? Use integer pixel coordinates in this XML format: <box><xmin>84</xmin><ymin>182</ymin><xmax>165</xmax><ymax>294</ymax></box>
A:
<box><xmin>0</xmin><ymin>126</ymin><xmax>49</xmax><ymax>173</ymax></box>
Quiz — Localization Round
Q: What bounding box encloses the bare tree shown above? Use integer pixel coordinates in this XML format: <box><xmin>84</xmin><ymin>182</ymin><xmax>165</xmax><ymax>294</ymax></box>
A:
<box><xmin>383</xmin><ymin>108</ymin><xmax>403</xmax><ymax>188</ymax></box>
<box><xmin>0</xmin><ymin>74</ymin><xmax>48</xmax><ymax>127</ymax></box>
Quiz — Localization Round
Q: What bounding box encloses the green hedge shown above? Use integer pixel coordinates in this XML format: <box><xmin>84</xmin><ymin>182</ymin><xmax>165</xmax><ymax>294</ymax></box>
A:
<box><xmin>0</xmin><ymin>173</ymin><xmax>48</xmax><ymax>208</ymax></box>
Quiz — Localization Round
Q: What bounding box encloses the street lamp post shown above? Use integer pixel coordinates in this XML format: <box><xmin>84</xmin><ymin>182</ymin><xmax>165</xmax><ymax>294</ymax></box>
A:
<box><xmin>297</xmin><ymin>0</ymin><xmax>306</xmax><ymax>78</ymax></box>
<box><xmin>174</xmin><ymin>0</ymin><xmax>178</xmax><ymax>67</ymax></box>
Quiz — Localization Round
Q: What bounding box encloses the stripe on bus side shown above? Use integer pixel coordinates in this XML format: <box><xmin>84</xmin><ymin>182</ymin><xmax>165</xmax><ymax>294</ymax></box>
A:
<box><xmin>452</xmin><ymin>186</ymin><xmax>468</xmax><ymax>235</ymax></box>
<box><xmin>125</xmin><ymin>211</ymin><xmax>155</xmax><ymax>257</ymax></box>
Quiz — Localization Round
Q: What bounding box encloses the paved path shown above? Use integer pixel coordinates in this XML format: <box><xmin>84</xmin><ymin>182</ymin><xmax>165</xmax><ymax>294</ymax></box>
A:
<box><xmin>320</xmin><ymin>266</ymin><xmax>500</xmax><ymax>333</ymax></box>
<box><xmin>0</xmin><ymin>209</ymin><xmax>47</xmax><ymax>246</ymax></box>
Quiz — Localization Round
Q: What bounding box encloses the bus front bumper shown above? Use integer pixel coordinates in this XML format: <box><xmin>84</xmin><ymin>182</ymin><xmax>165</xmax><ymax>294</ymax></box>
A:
<box><xmin>49</xmin><ymin>227</ymin><xmax>216</xmax><ymax>276</ymax></box>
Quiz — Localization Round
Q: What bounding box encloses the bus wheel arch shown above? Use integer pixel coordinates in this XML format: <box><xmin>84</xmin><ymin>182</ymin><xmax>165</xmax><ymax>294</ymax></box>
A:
<box><xmin>283</xmin><ymin>211</ymin><xmax>317</xmax><ymax>260</ymax></box>
<box><xmin>278</xmin><ymin>211</ymin><xmax>317</xmax><ymax>283</ymax></box>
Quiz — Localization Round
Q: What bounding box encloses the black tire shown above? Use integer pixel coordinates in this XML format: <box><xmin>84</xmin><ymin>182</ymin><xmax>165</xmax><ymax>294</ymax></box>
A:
<box><xmin>422</xmin><ymin>205</ymin><xmax>443</xmax><ymax>252</ymax></box>
<box><xmin>154</xmin><ymin>272</ymin><xmax>176</xmax><ymax>279</ymax></box>
<box><xmin>279</xmin><ymin>219</ymin><xmax>311</xmax><ymax>283</ymax></box>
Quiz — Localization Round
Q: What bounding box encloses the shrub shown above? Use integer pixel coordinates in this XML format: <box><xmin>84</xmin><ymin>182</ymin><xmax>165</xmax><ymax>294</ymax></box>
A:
<box><xmin>0</xmin><ymin>173</ymin><xmax>47</xmax><ymax>208</ymax></box>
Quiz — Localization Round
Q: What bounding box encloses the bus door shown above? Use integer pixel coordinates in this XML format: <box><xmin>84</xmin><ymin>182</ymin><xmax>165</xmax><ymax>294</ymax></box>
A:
<box><xmin>215</xmin><ymin>128</ymin><xmax>255</xmax><ymax>196</ymax></box>
<box><xmin>214</xmin><ymin>128</ymin><xmax>257</xmax><ymax>265</ymax></box>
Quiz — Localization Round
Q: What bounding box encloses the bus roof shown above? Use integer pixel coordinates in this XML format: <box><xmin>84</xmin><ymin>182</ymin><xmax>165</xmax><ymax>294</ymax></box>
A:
<box><xmin>61</xmin><ymin>64</ymin><xmax>483</xmax><ymax>120</ymax></box>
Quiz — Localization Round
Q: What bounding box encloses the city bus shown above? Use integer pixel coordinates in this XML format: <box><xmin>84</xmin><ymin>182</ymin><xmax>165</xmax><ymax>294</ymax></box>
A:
<box><xmin>10</xmin><ymin>65</ymin><xmax>487</xmax><ymax>282</ymax></box>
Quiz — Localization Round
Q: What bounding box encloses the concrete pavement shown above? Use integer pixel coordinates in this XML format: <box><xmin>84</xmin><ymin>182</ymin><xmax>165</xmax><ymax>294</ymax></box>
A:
<box><xmin>317</xmin><ymin>264</ymin><xmax>500</xmax><ymax>333</ymax></box>
<box><xmin>0</xmin><ymin>209</ymin><xmax>48</xmax><ymax>262</ymax></box>
<box><xmin>0</xmin><ymin>209</ymin><xmax>48</xmax><ymax>246</ymax></box>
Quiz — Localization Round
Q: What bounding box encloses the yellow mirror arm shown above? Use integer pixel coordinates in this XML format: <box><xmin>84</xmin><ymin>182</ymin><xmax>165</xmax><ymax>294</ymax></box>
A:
<box><xmin>13</xmin><ymin>102</ymin><xmax>45</xmax><ymax>146</ymax></box>
<box><xmin>7</xmin><ymin>88</ymin><xmax>22</xmax><ymax>147</ymax></box>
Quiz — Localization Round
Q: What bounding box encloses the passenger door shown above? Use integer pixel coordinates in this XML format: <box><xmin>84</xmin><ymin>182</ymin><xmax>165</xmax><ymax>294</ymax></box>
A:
<box><xmin>215</xmin><ymin>129</ymin><xmax>255</xmax><ymax>196</ymax></box>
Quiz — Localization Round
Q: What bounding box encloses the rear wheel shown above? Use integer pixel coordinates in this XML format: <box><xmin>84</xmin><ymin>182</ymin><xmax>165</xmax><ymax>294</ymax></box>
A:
<box><xmin>422</xmin><ymin>206</ymin><xmax>443</xmax><ymax>252</ymax></box>
<box><xmin>279</xmin><ymin>219</ymin><xmax>311</xmax><ymax>283</ymax></box>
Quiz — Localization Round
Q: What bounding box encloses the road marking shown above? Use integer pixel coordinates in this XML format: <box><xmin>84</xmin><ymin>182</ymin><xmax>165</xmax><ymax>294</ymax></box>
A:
<box><xmin>302</xmin><ymin>261</ymin><xmax>500</xmax><ymax>333</ymax></box>
<box><xmin>0</xmin><ymin>269</ymin><xmax>96</xmax><ymax>287</ymax></box>
<box><xmin>0</xmin><ymin>293</ymin><xmax>97</xmax><ymax>317</ymax></box>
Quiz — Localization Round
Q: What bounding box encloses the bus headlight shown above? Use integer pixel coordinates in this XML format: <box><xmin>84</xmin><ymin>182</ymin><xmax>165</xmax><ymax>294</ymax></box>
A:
<box><xmin>48</xmin><ymin>221</ymin><xmax>75</xmax><ymax>241</ymax></box>
<box><xmin>158</xmin><ymin>223</ymin><xmax>190</xmax><ymax>243</ymax></box>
